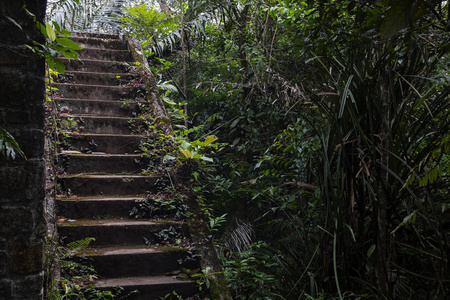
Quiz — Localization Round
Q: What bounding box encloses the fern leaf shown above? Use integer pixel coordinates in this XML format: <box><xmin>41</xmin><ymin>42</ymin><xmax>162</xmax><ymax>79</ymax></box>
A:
<box><xmin>67</xmin><ymin>237</ymin><xmax>95</xmax><ymax>253</ymax></box>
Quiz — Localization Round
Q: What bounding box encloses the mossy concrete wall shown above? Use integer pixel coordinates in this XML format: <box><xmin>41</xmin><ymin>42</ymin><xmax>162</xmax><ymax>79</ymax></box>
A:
<box><xmin>0</xmin><ymin>1</ymin><xmax>47</xmax><ymax>299</ymax></box>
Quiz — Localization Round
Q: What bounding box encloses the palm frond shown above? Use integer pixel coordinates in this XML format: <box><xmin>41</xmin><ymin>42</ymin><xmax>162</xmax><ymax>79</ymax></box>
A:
<box><xmin>223</xmin><ymin>221</ymin><xmax>254</xmax><ymax>254</ymax></box>
<box><xmin>47</xmin><ymin>0</ymin><xmax>128</xmax><ymax>32</ymax></box>
<box><xmin>62</xmin><ymin>237</ymin><xmax>95</xmax><ymax>258</ymax></box>
<box><xmin>157</xmin><ymin>81</ymin><xmax>179</xmax><ymax>93</ymax></box>
<box><xmin>151</xmin><ymin>12</ymin><xmax>215</xmax><ymax>57</ymax></box>
<box><xmin>47</xmin><ymin>0</ymin><xmax>80</xmax><ymax>29</ymax></box>
<box><xmin>87</xmin><ymin>0</ymin><xmax>128</xmax><ymax>32</ymax></box>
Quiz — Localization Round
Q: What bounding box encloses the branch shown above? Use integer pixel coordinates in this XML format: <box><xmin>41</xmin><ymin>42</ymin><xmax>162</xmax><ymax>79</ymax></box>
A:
<box><xmin>276</xmin><ymin>181</ymin><xmax>316</xmax><ymax>192</ymax></box>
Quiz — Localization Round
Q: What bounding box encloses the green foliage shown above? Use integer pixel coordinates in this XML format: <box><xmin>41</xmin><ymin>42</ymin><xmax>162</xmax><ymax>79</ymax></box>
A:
<box><xmin>162</xmin><ymin>0</ymin><xmax>449</xmax><ymax>298</ymax></box>
<box><xmin>0</xmin><ymin>126</ymin><xmax>25</xmax><ymax>160</ymax></box>
<box><xmin>161</xmin><ymin>291</ymin><xmax>183</xmax><ymax>300</ymax></box>
<box><xmin>120</xmin><ymin>3</ymin><xmax>177</xmax><ymax>48</ymax></box>
<box><xmin>152</xmin><ymin>225</ymin><xmax>182</xmax><ymax>244</ymax></box>
<box><xmin>164</xmin><ymin>134</ymin><xmax>219</xmax><ymax>163</ymax></box>
<box><xmin>208</xmin><ymin>213</ymin><xmax>227</xmax><ymax>233</ymax></box>
<box><xmin>222</xmin><ymin>241</ymin><xmax>283</xmax><ymax>300</ymax></box>
<box><xmin>47</xmin><ymin>0</ymin><xmax>128</xmax><ymax>32</ymax></box>
<box><xmin>119</xmin><ymin>1</ymin><xmax>214</xmax><ymax>57</ymax></box>
<box><xmin>121</xmin><ymin>61</ymin><xmax>182</xmax><ymax>175</ymax></box>
<box><xmin>130</xmin><ymin>186</ymin><xmax>187</xmax><ymax>220</ymax></box>
<box><xmin>73</xmin><ymin>0</ymin><xmax>450</xmax><ymax>298</ymax></box>
<box><xmin>136</xmin><ymin>121</ymin><xmax>178</xmax><ymax>174</ymax></box>
<box><xmin>380</xmin><ymin>0</ymin><xmax>427</xmax><ymax>39</ymax></box>
<box><xmin>59</xmin><ymin>283</ymin><xmax>125</xmax><ymax>300</ymax></box>
<box><xmin>25</xmin><ymin>5</ymin><xmax>82</xmax><ymax>74</ymax></box>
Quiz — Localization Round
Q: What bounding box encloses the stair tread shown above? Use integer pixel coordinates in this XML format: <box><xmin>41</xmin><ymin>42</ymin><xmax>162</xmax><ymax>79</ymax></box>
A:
<box><xmin>79</xmin><ymin>47</ymin><xmax>130</xmax><ymax>52</ymax></box>
<box><xmin>62</xmin><ymin>70</ymin><xmax>133</xmax><ymax>76</ymax></box>
<box><xmin>58</xmin><ymin>218</ymin><xmax>178</xmax><ymax>227</ymax></box>
<box><xmin>61</xmin><ymin>174</ymin><xmax>151</xmax><ymax>178</ymax></box>
<box><xmin>62</xmin><ymin>172</ymin><xmax>143</xmax><ymax>176</ymax></box>
<box><xmin>54</xmin><ymin>82</ymin><xmax>131</xmax><ymax>89</ymax></box>
<box><xmin>78</xmin><ymin>244</ymin><xmax>187</xmax><ymax>256</ymax></box>
<box><xmin>60</xmin><ymin>151</ymin><xmax>141</xmax><ymax>157</ymax></box>
<box><xmin>94</xmin><ymin>275</ymin><xmax>195</xmax><ymax>288</ymax></box>
<box><xmin>58</xmin><ymin>98</ymin><xmax>139</xmax><ymax>103</ymax></box>
<box><xmin>66</xmin><ymin>132</ymin><xmax>144</xmax><ymax>137</ymax></box>
<box><xmin>59</xmin><ymin>57</ymin><xmax>127</xmax><ymax>63</ymax></box>
<box><xmin>61</xmin><ymin>114</ymin><xmax>139</xmax><ymax>120</ymax></box>
<box><xmin>65</xmin><ymin>32</ymin><xmax>122</xmax><ymax>39</ymax></box>
<box><xmin>58</xmin><ymin>195</ymin><xmax>145</xmax><ymax>201</ymax></box>
<box><xmin>59</xmin><ymin>151</ymin><xmax>137</xmax><ymax>156</ymax></box>
<box><xmin>70</xmin><ymin>36</ymin><xmax>124</xmax><ymax>42</ymax></box>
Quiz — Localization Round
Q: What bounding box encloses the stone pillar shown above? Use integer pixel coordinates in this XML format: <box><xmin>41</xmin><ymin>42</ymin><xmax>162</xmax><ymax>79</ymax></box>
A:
<box><xmin>0</xmin><ymin>0</ymin><xmax>47</xmax><ymax>299</ymax></box>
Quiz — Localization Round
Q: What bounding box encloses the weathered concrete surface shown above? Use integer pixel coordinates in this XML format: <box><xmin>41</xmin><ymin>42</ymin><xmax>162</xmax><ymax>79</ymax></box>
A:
<box><xmin>57</xmin><ymin>196</ymin><xmax>141</xmax><ymax>219</ymax></box>
<box><xmin>58</xmin><ymin>153</ymin><xmax>143</xmax><ymax>174</ymax></box>
<box><xmin>69</xmin><ymin>36</ymin><xmax>128</xmax><ymax>50</ymax></box>
<box><xmin>65</xmin><ymin>132</ymin><xmax>144</xmax><ymax>154</ymax></box>
<box><xmin>55</xmin><ymin>71</ymin><xmax>136</xmax><ymax>86</ymax></box>
<box><xmin>59</xmin><ymin>114</ymin><xmax>143</xmax><ymax>134</ymax></box>
<box><xmin>59</xmin><ymin>174</ymin><xmax>160</xmax><ymax>196</ymax></box>
<box><xmin>58</xmin><ymin>219</ymin><xmax>186</xmax><ymax>245</ymax></box>
<box><xmin>95</xmin><ymin>276</ymin><xmax>198</xmax><ymax>300</ymax></box>
<box><xmin>0</xmin><ymin>1</ymin><xmax>47</xmax><ymax>299</ymax></box>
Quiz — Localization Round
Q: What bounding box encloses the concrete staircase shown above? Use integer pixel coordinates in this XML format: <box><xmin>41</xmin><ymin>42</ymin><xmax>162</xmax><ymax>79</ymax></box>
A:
<box><xmin>54</xmin><ymin>32</ymin><xmax>200</xmax><ymax>299</ymax></box>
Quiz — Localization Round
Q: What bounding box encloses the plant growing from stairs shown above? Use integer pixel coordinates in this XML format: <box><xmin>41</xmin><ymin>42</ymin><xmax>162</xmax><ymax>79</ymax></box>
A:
<box><xmin>130</xmin><ymin>186</ymin><xmax>187</xmax><ymax>220</ymax></box>
<box><xmin>122</xmin><ymin>62</ymin><xmax>181</xmax><ymax>175</ymax></box>
<box><xmin>45</xmin><ymin>236</ymin><xmax>132</xmax><ymax>299</ymax></box>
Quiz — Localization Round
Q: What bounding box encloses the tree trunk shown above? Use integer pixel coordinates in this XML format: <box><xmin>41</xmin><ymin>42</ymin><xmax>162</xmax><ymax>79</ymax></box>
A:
<box><xmin>180</xmin><ymin>0</ymin><xmax>188</xmax><ymax>128</ymax></box>
<box><xmin>156</xmin><ymin>0</ymin><xmax>171</xmax><ymax>13</ymax></box>
<box><xmin>375</xmin><ymin>67</ymin><xmax>391</xmax><ymax>298</ymax></box>
<box><xmin>237</xmin><ymin>5</ymin><xmax>251</xmax><ymax>101</ymax></box>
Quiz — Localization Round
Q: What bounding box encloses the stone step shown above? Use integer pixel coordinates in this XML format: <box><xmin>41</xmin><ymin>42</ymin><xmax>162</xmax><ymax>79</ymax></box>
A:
<box><xmin>59</xmin><ymin>174</ymin><xmax>158</xmax><ymax>196</ymax></box>
<box><xmin>70</xmin><ymin>32</ymin><xmax>121</xmax><ymax>39</ymax></box>
<box><xmin>53</xmin><ymin>83</ymin><xmax>140</xmax><ymax>101</ymax></box>
<box><xmin>57</xmin><ymin>196</ymin><xmax>142</xmax><ymax>219</ymax></box>
<box><xmin>79</xmin><ymin>245</ymin><xmax>199</xmax><ymax>277</ymax></box>
<box><xmin>58</xmin><ymin>219</ymin><xmax>187</xmax><ymax>245</ymax></box>
<box><xmin>94</xmin><ymin>275</ymin><xmax>199</xmax><ymax>300</ymax></box>
<box><xmin>77</xmin><ymin>48</ymin><xmax>132</xmax><ymax>61</ymax></box>
<box><xmin>66</xmin><ymin>133</ymin><xmax>142</xmax><ymax>154</ymax></box>
<box><xmin>60</xmin><ymin>114</ymin><xmax>143</xmax><ymax>134</ymax></box>
<box><xmin>59</xmin><ymin>153</ymin><xmax>144</xmax><ymax>174</ymax></box>
<box><xmin>60</xmin><ymin>58</ymin><xmax>130</xmax><ymax>73</ymax></box>
<box><xmin>57</xmin><ymin>99</ymin><xmax>140</xmax><ymax>117</ymax></box>
<box><xmin>69</xmin><ymin>36</ymin><xmax>128</xmax><ymax>50</ymax></box>
<box><xmin>55</xmin><ymin>71</ymin><xmax>136</xmax><ymax>86</ymax></box>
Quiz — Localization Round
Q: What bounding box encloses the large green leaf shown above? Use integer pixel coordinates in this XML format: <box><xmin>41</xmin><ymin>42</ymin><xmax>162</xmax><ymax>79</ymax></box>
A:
<box><xmin>380</xmin><ymin>0</ymin><xmax>426</xmax><ymax>39</ymax></box>
<box><xmin>204</xmin><ymin>135</ymin><xmax>218</xmax><ymax>146</ymax></box>
<box><xmin>46</xmin><ymin>22</ymin><xmax>57</xmax><ymax>41</ymax></box>
<box><xmin>56</xmin><ymin>37</ymin><xmax>82</xmax><ymax>50</ymax></box>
